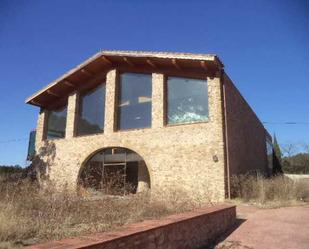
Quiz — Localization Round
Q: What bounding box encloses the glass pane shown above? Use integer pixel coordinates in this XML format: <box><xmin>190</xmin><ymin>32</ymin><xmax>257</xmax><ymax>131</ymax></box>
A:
<box><xmin>118</xmin><ymin>73</ymin><xmax>152</xmax><ymax>130</ymax></box>
<box><xmin>77</xmin><ymin>84</ymin><xmax>105</xmax><ymax>136</ymax></box>
<box><xmin>46</xmin><ymin>106</ymin><xmax>67</xmax><ymax>139</ymax></box>
<box><xmin>79</xmin><ymin>147</ymin><xmax>149</xmax><ymax>195</ymax></box>
<box><xmin>103</xmin><ymin>148</ymin><xmax>126</xmax><ymax>163</ymax></box>
<box><xmin>167</xmin><ymin>77</ymin><xmax>209</xmax><ymax>124</ymax></box>
<box><xmin>27</xmin><ymin>130</ymin><xmax>36</xmax><ymax>160</ymax></box>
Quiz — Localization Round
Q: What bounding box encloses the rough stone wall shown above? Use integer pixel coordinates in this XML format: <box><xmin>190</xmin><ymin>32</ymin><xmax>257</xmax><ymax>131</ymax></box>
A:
<box><xmin>65</xmin><ymin>91</ymin><xmax>78</xmax><ymax>139</ymax></box>
<box><xmin>35</xmin><ymin>69</ymin><xmax>226</xmax><ymax>201</ymax></box>
<box><xmin>223</xmin><ymin>73</ymin><xmax>268</xmax><ymax>176</ymax></box>
<box><xmin>27</xmin><ymin>205</ymin><xmax>236</xmax><ymax>249</ymax></box>
<box><xmin>35</xmin><ymin>109</ymin><xmax>46</xmax><ymax>151</ymax></box>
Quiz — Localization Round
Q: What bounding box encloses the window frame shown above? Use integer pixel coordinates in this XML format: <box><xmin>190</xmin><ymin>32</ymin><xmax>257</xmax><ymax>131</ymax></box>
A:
<box><xmin>44</xmin><ymin>104</ymin><xmax>68</xmax><ymax>140</ymax></box>
<box><xmin>75</xmin><ymin>82</ymin><xmax>106</xmax><ymax>137</ymax></box>
<box><xmin>164</xmin><ymin>75</ymin><xmax>210</xmax><ymax>127</ymax></box>
<box><xmin>116</xmin><ymin>71</ymin><xmax>153</xmax><ymax>132</ymax></box>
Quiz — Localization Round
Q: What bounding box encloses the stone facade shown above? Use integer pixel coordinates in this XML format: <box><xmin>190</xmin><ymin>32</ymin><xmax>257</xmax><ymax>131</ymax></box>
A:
<box><xmin>35</xmin><ymin>71</ymin><xmax>226</xmax><ymax>201</ymax></box>
<box><xmin>31</xmin><ymin>52</ymin><xmax>270</xmax><ymax>201</ymax></box>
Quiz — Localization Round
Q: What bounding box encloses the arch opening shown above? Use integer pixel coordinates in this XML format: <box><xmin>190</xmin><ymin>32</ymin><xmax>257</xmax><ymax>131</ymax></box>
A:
<box><xmin>78</xmin><ymin>147</ymin><xmax>150</xmax><ymax>195</ymax></box>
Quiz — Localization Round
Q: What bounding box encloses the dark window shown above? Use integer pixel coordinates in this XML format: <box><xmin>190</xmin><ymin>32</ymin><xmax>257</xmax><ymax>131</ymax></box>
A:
<box><xmin>167</xmin><ymin>76</ymin><xmax>209</xmax><ymax>125</ymax></box>
<box><xmin>27</xmin><ymin>130</ymin><xmax>36</xmax><ymax>160</ymax></box>
<box><xmin>76</xmin><ymin>84</ymin><xmax>106</xmax><ymax>136</ymax></box>
<box><xmin>46</xmin><ymin>106</ymin><xmax>67</xmax><ymax>139</ymax></box>
<box><xmin>78</xmin><ymin>147</ymin><xmax>150</xmax><ymax>195</ymax></box>
<box><xmin>117</xmin><ymin>73</ymin><xmax>152</xmax><ymax>130</ymax></box>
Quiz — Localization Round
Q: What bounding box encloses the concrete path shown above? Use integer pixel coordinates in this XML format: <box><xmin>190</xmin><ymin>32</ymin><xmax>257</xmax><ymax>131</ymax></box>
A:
<box><xmin>214</xmin><ymin>204</ymin><xmax>309</xmax><ymax>249</ymax></box>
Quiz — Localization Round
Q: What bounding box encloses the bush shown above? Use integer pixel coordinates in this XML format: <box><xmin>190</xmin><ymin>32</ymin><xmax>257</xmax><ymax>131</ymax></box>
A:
<box><xmin>0</xmin><ymin>165</ymin><xmax>23</xmax><ymax>174</ymax></box>
<box><xmin>0</xmin><ymin>165</ymin><xmax>25</xmax><ymax>183</ymax></box>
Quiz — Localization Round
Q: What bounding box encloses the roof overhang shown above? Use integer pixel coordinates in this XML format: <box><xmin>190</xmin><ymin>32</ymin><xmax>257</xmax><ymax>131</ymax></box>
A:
<box><xmin>26</xmin><ymin>50</ymin><xmax>224</xmax><ymax>108</ymax></box>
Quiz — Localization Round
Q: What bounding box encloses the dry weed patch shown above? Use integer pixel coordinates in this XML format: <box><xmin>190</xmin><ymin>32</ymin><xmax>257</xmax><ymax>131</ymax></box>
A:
<box><xmin>0</xmin><ymin>179</ymin><xmax>204</xmax><ymax>248</ymax></box>
<box><xmin>230</xmin><ymin>175</ymin><xmax>309</xmax><ymax>207</ymax></box>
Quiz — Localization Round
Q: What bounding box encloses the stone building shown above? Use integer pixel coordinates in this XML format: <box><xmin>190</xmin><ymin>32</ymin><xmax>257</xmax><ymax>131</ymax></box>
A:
<box><xmin>26</xmin><ymin>51</ymin><xmax>273</xmax><ymax>201</ymax></box>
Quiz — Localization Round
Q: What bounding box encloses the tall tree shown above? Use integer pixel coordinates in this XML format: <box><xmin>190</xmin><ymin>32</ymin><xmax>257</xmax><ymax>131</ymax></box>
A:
<box><xmin>273</xmin><ymin>134</ymin><xmax>282</xmax><ymax>161</ymax></box>
<box><xmin>272</xmin><ymin>134</ymin><xmax>283</xmax><ymax>175</ymax></box>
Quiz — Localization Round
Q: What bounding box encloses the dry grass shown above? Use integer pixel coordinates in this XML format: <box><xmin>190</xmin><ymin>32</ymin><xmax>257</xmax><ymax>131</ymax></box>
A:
<box><xmin>0</xmin><ymin>179</ymin><xmax>203</xmax><ymax>249</ymax></box>
<box><xmin>3</xmin><ymin>171</ymin><xmax>307</xmax><ymax>248</ymax></box>
<box><xmin>230</xmin><ymin>175</ymin><xmax>309</xmax><ymax>208</ymax></box>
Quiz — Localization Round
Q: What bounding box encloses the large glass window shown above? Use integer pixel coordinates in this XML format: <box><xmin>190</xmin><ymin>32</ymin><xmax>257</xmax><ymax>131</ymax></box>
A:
<box><xmin>77</xmin><ymin>83</ymin><xmax>106</xmax><ymax>136</ymax></box>
<box><xmin>117</xmin><ymin>73</ymin><xmax>152</xmax><ymax>130</ymax></box>
<box><xmin>46</xmin><ymin>106</ymin><xmax>67</xmax><ymax>139</ymax></box>
<box><xmin>167</xmin><ymin>76</ymin><xmax>209</xmax><ymax>125</ymax></box>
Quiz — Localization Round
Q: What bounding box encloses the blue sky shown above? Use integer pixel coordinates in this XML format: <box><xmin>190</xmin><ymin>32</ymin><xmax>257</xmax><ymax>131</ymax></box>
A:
<box><xmin>0</xmin><ymin>0</ymin><xmax>308</xmax><ymax>166</ymax></box>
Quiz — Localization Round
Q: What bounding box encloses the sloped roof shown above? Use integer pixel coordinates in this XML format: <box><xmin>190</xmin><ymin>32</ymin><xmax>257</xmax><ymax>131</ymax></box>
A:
<box><xmin>26</xmin><ymin>50</ymin><xmax>224</xmax><ymax>108</ymax></box>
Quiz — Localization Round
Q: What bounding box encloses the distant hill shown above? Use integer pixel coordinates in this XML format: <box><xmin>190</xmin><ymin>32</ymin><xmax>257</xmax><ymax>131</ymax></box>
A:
<box><xmin>282</xmin><ymin>153</ymin><xmax>309</xmax><ymax>174</ymax></box>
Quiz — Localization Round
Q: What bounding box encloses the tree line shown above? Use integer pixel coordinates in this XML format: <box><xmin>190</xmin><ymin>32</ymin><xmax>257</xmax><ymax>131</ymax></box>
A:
<box><xmin>0</xmin><ymin>165</ymin><xmax>23</xmax><ymax>174</ymax></box>
<box><xmin>273</xmin><ymin>135</ymin><xmax>309</xmax><ymax>174</ymax></box>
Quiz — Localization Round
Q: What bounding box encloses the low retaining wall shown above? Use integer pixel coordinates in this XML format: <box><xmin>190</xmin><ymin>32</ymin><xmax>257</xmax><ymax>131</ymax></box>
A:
<box><xmin>28</xmin><ymin>204</ymin><xmax>236</xmax><ymax>249</ymax></box>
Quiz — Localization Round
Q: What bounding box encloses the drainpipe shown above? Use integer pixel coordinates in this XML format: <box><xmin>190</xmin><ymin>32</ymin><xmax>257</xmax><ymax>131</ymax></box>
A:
<box><xmin>221</xmin><ymin>70</ymin><xmax>231</xmax><ymax>199</ymax></box>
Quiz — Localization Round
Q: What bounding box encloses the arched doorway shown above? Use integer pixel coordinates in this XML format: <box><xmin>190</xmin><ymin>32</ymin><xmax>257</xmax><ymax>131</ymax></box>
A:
<box><xmin>78</xmin><ymin>147</ymin><xmax>150</xmax><ymax>195</ymax></box>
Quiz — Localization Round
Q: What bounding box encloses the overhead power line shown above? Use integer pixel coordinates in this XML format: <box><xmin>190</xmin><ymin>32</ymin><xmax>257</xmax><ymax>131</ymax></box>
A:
<box><xmin>0</xmin><ymin>138</ymin><xmax>28</xmax><ymax>144</ymax></box>
<box><xmin>263</xmin><ymin>122</ymin><xmax>309</xmax><ymax>125</ymax></box>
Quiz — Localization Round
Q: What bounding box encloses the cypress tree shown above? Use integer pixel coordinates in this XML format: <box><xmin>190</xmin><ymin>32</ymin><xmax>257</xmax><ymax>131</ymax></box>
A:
<box><xmin>272</xmin><ymin>133</ymin><xmax>283</xmax><ymax>175</ymax></box>
<box><xmin>273</xmin><ymin>134</ymin><xmax>282</xmax><ymax>161</ymax></box>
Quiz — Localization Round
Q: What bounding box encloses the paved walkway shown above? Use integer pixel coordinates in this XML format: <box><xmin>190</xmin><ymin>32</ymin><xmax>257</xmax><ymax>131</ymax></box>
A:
<box><xmin>215</xmin><ymin>204</ymin><xmax>309</xmax><ymax>249</ymax></box>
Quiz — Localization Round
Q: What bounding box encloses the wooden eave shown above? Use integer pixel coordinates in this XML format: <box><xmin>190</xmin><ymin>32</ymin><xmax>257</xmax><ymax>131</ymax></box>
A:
<box><xmin>26</xmin><ymin>51</ymin><xmax>224</xmax><ymax>108</ymax></box>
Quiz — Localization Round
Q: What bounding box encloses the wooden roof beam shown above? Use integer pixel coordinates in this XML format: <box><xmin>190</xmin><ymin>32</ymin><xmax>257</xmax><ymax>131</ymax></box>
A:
<box><xmin>47</xmin><ymin>90</ymin><xmax>61</xmax><ymax>98</ymax></box>
<box><xmin>47</xmin><ymin>97</ymin><xmax>68</xmax><ymax>110</ymax></box>
<box><xmin>101</xmin><ymin>56</ymin><xmax>113</xmax><ymax>66</ymax></box>
<box><xmin>200</xmin><ymin>61</ymin><xmax>208</xmax><ymax>72</ymax></box>
<box><xmin>123</xmin><ymin>57</ymin><xmax>134</xmax><ymax>67</ymax></box>
<box><xmin>171</xmin><ymin>58</ymin><xmax>181</xmax><ymax>70</ymax></box>
<box><xmin>30</xmin><ymin>100</ymin><xmax>41</xmax><ymax>106</ymax></box>
<box><xmin>63</xmin><ymin>80</ymin><xmax>75</xmax><ymax>87</ymax></box>
<box><xmin>81</xmin><ymin>68</ymin><xmax>93</xmax><ymax>77</ymax></box>
<box><xmin>146</xmin><ymin>58</ymin><xmax>157</xmax><ymax>69</ymax></box>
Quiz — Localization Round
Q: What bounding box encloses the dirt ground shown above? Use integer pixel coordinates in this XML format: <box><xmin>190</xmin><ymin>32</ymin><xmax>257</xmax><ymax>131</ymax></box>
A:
<box><xmin>213</xmin><ymin>204</ymin><xmax>309</xmax><ymax>249</ymax></box>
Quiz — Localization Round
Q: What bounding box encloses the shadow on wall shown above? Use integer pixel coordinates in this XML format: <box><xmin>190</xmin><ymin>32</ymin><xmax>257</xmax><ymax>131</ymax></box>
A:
<box><xmin>27</xmin><ymin>140</ymin><xmax>56</xmax><ymax>185</ymax></box>
<box><xmin>200</xmin><ymin>218</ymin><xmax>247</xmax><ymax>249</ymax></box>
